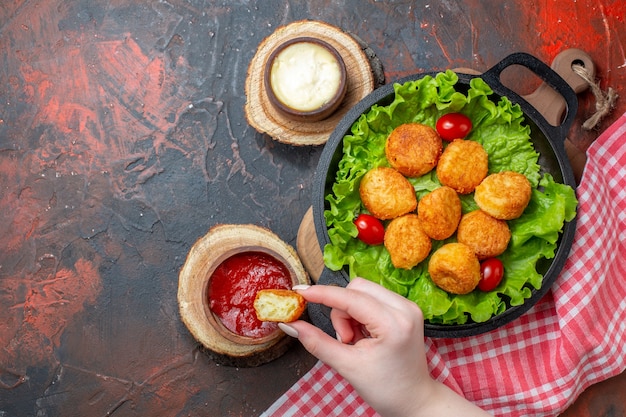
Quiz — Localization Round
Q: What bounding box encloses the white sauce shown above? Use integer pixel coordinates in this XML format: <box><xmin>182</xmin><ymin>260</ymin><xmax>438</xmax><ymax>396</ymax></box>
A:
<box><xmin>269</xmin><ymin>42</ymin><xmax>342</xmax><ymax>112</ymax></box>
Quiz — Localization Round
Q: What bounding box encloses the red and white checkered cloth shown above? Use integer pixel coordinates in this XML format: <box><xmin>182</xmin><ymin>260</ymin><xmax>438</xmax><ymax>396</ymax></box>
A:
<box><xmin>262</xmin><ymin>113</ymin><xmax>626</xmax><ymax>417</ymax></box>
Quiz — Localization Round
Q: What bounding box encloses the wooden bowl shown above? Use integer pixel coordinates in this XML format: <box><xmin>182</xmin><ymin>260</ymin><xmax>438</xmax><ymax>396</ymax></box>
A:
<box><xmin>178</xmin><ymin>224</ymin><xmax>310</xmax><ymax>367</ymax></box>
<box><xmin>264</xmin><ymin>37</ymin><xmax>347</xmax><ymax>122</ymax></box>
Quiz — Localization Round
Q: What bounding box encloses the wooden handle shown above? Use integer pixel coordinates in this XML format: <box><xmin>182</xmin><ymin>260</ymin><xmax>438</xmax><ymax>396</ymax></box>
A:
<box><xmin>523</xmin><ymin>48</ymin><xmax>595</xmax><ymax>126</ymax></box>
<box><xmin>523</xmin><ymin>49</ymin><xmax>594</xmax><ymax>184</ymax></box>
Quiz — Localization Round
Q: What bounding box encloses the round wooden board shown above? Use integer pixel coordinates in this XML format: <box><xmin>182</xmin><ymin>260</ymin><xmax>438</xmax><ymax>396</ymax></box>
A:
<box><xmin>178</xmin><ymin>224</ymin><xmax>310</xmax><ymax>367</ymax></box>
<box><xmin>244</xmin><ymin>20</ymin><xmax>378</xmax><ymax>146</ymax></box>
<box><xmin>296</xmin><ymin>207</ymin><xmax>324</xmax><ymax>283</ymax></box>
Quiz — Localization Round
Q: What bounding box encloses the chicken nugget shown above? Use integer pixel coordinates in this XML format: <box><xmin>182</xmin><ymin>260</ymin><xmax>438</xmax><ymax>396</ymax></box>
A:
<box><xmin>417</xmin><ymin>186</ymin><xmax>462</xmax><ymax>240</ymax></box>
<box><xmin>359</xmin><ymin>167</ymin><xmax>417</xmax><ymax>220</ymax></box>
<box><xmin>427</xmin><ymin>242</ymin><xmax>481</xmax><ymax>294</ymax></box>
<box><xmin>384</xmin><ymin>214</ymin><xmax>432</xmax><ymax>270</ymax></box>
<box><xmin>456</xmin><ymin>210</ymin><xmax>511</xmax><ymax>260</ymax></box>
<box><xmin>474</xmin><ymin>171</ymin><xmax>532</xmax><ymax>220</ymax></box>
<box><xmin>254</xmin><ymin>289</ymin><xmax>306</xmax><ymax>323</ymax></box>
<box><xmin>385</xmin><ymin>123</ymin><xmax>442</xmax><ymax>177</ymax></box>
<box><xmin>436</xmin><ymin>139</ymin><xmax>488</xmax><ymax>194</ymax></box>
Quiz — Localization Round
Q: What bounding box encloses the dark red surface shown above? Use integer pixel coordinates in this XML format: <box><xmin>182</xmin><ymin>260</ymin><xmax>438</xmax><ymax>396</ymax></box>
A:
<box><xmin>1</xmin><ymin>1</ymin><xmax>625</xmax><ymax>415</ymax></box>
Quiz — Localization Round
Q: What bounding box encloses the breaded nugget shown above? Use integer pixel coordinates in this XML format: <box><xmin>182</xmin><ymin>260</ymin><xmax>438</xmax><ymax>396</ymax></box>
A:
<box><xmin>436</xmin><ymin>139</ymin><xmax>488</xmax><ymax>194</ymax></box>
<box><xmin>254</xmin><ymin>289</ymin><xmax>306</xmax><ymax>323</ymax></box>
<box><xmin>456</xmin><ymin>210</ymin><xmax>511</xmax><ymax>260</ymax></box>
<box><xmin>385</xmin><ymin>123</ymin><xmax>442</xmax><ymax>177</ymax></box>
<box><xmin>384</xmin><ymin>214</ymin><xmax>432</xmax><ymax>270</ymax></box>
<box><xmin>359</xmin><ymin>167</ymin><xmax>417</xmax><ymax>220</ymax></box>
<box><xmin>474</xmin><ymin>171</ymin><xmax>532</xmax><ymax>220</ymax></box>
<box><xmin>417</xmin><ymin>186</ymin><xmax>462</xmax><ymax>240</ymax></box>
<box><xmin>427</xmin><ymin>242</ymin><xmax>481</xmax><ymax>294</ymax></box>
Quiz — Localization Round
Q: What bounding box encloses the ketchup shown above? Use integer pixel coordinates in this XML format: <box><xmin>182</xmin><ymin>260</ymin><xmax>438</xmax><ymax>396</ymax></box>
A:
<box><xmin>208</xmin><ymin>251</ymin><xmax>292</xmax><ymax>338</ymax></box>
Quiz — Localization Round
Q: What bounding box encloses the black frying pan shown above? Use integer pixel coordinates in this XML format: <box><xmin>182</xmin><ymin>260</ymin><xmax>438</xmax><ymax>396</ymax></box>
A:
<box><xmin>310</xmin><ymin>52</ymin><xmax>578</xmax><ymax>338</ymax></box>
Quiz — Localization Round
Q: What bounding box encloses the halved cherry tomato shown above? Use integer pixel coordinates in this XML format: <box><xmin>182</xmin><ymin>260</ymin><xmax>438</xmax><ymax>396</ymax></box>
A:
<box><xmin>436</xmin><ymin>113</ymin><xmax>472</xmax><ymax>141</ymax></box>
<box><xmin>478</xmin><ymin>258</ymin><xmax>504</xmax><ymax>291</ymax></box>
<box><xmin>354</xmin><ymin>213</ymin><xmax>385</xmax><ymax>245</ymax></box>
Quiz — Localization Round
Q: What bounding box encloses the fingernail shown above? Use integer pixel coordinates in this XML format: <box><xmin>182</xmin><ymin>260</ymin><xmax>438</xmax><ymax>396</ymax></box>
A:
<box><xmin>292</xmin><ymin>284</ymin><xmax>311</xmax><ymax>291</ymax></box>
<box><xmin>278</xmin><ymin>323</ymin><xmax>299</xmax><ymax>338</ymax></box>
<box><xmin>336</xmin><ymin>332</ymin><xmax>343</xmax><ymax>344</ymax></box>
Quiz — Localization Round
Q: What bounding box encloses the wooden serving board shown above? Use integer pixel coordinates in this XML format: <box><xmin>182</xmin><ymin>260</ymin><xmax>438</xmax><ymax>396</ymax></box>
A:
<box><xmin>296</xmin><ymin>48</ymin><xmax>595</xmax><ymax>282</ymax></box>
<box><xmin>296</xmin><ymin>207</ymin><xmax>325</xmax><ymax>283</ymax></box>
<box><xmin>244</xmin><ymin>20</ymin><xmax>383</xmax><ymax>146</ymax></box>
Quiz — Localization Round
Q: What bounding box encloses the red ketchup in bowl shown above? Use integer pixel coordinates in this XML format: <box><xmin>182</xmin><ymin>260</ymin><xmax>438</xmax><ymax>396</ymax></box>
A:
<box><xmin>208</xmin><ymin>251</ymin><xmax>292</xmax><ymax>338</ymax></box>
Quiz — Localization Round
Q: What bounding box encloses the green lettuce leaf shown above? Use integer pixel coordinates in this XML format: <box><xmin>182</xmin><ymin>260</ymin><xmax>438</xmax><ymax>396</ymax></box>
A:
<box><xmin>322</xmin><ymin>71</ymin><xmax>578</xmax><ymax>325</ymax></box>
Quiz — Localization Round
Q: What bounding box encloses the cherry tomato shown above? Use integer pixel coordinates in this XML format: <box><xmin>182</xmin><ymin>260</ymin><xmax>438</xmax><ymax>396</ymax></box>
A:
<box><xmin>354</xmin><ymin>214</ymin><xmax>385</xmax><ymax>245</ymax></box>
<box><xmin>436</xmin><ymin>113</ymin><xmax>473</xmax><ymax>141</ymax></box>
<box><xmin>478</xmin><ymin>258</ymin><xmax>504</xmax><ymax>291</ymax></box>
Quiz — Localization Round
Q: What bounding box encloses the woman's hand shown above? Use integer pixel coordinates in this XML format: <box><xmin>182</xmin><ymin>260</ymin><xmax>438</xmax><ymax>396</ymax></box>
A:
<box><xmin>280</xmin><ymin>278</ymin><xmax>491</xmax><ymax>417</ymax></box>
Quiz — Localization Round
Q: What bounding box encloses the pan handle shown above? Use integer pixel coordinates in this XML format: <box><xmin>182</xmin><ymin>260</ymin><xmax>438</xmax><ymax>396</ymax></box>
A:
<box><xmin>481</xmin><ymin>52</ymin><xmax>578</xmax><ymax>142</ymax></box>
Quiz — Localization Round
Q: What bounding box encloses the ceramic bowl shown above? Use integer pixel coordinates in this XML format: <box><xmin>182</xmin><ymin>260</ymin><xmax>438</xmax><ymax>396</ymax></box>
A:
<box><xmin>264</xmin><ymin>37</ymin><xmax>347</xmax><ymax>122</ymax></box>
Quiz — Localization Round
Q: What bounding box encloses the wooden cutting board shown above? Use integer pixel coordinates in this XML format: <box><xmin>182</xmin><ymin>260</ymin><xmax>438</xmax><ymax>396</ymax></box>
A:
<box><xmin>245</xmin><ymin>20</ymin><xmax>384</xmax><ymax>146</ymax></box>
<box><xmin>297</xmin><ymin>207</ymin><xmax>325</xmax><ymax>283</ymax></box>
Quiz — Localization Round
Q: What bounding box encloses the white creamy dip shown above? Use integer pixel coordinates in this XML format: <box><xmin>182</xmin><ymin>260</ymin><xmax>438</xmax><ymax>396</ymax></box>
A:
<box><xmin>269</xmin><ymin>42</ymin><xmax>342</xmax><ymax>112</ymax></box>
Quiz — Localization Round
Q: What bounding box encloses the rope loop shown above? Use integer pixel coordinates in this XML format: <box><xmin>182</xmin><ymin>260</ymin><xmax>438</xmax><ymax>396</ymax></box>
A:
<box><xmin>572</xmin><ymin>64</ymin><xmax>618</xmax><ymax>130</ymax></box>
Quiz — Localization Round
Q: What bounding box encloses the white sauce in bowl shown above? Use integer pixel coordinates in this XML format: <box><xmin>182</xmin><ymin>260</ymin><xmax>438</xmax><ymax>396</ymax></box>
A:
<box><xmin>269</xmin><ymin>42</ymin><xmax>343</xmax><ymax>112</ymax></box>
